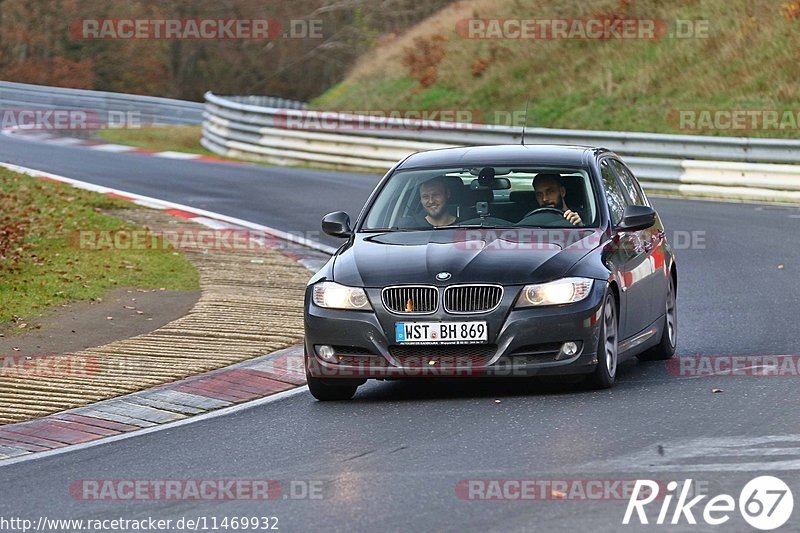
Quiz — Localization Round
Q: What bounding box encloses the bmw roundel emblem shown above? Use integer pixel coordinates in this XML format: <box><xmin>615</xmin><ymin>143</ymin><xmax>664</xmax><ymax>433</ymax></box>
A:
<box><xmin>436</xmin><ymin>272</ymin><xmax>451</xmax><ymax>281</ymax></box>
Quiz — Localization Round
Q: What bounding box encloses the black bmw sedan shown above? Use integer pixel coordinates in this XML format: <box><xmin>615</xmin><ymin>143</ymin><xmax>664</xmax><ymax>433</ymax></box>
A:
<box><xmin>304</xmin><ymin>145</ymin><xmax>677</xmax><ymax>400</ymax></box>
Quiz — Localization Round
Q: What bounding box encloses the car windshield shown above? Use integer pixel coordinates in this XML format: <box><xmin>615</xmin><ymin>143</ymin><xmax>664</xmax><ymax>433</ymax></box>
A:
<box><xmin>361</xmin><ymin>166</ymin><xmax>598</xmax><ymax>231</ymax></box>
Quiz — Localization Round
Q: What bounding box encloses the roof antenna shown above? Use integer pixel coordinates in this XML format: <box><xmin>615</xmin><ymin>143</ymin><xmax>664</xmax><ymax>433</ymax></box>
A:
<box><xmin>521</xmin><ymin>97</ymin><xmax>530</xmax><ymax>146</ymax></box>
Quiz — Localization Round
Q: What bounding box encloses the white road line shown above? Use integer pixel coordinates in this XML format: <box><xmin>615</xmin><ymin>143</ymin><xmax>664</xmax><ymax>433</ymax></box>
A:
<box><xmin>154</xmin><ymin>151</ymin><xmax>202</xmax><ymax>159</ymax></box>
<box><xmin>190</xmin><ymin>217</ymin><xmax>239</xmax><ymax>229</ymax></box>
<box><xmin>132</xmin><ymin>198</ymin><xmax>174</xmax><ymax>209</ymax></box>
<box><xmin>0</xmin><ymin>386</ymin><xmax>308</xmax><ymax>468</ymax></box>
<box><xmin>570</xmin><ymin>434</ymin><xmax>800</xmax><ymax>473</ymax></box>
<box><xmin>88</xmin><ymin>143</ymin><xmax>138</xmax><ymax>152</ymax></box>
<box><xmin>44</xmin><ymin>137</ymin><xmax>85</xmax><ymax>146</ymax></box>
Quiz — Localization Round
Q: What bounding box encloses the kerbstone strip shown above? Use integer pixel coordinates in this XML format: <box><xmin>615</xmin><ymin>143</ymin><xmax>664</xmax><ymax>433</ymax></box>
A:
<box><xmin>0</xmin><ymin>445</ymin><xmax>28</xmax><ymax>458</ymax></box>
<box><xmin>0</xmin><ymin>345</ymin><xmax>305</xmax><ymax>459</ymax></box>
<box><xmin>141</xmin><ymin>389</ymin><xmax>232</xmax><ymax>411</ymax></box>
<box><xmin>124</xmin><ymin>396</ymin><xmax>205</xmax><ymax>415</ymax></box>
<box><xmin>75</xmin><ymin>410</ymin><xmax>157</xmax><ymax>429</ymax></box>
<box><xmin>88</xmin><ymin>399</ymin><xmax>188</xmax><ymax>425</ymax></box>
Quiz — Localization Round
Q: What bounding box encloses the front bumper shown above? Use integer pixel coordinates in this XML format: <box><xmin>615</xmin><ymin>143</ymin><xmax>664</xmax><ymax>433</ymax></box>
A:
<box><xmin>304</xmin><ymin>282</ymin><xmax>606</xmax><ymax>380</ymax></box>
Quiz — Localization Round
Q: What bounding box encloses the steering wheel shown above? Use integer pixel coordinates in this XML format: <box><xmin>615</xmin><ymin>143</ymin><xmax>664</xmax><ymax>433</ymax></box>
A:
<box><xmin>522</xmin><ymin>207</ymin><xmax>564</xmax><ymax>218</ymax></box>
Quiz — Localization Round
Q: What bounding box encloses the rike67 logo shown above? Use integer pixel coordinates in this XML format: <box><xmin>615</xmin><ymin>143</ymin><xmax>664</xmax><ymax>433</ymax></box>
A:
<box><xmin>623</xmin><ymin>476</ymin><xmax>793</xmax><ymax>530</ymax></box>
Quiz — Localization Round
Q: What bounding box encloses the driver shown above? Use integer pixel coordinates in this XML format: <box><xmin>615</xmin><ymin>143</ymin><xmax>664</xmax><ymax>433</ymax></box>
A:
<box><xmin>532</xmin><ymin>173</ymin><xmax>583</xmax><ymax>226</ymax></box>
<box><xmin>418</xmin><ymin>176</ymin><xmax>458</xmax><ymax>227</ymax></box>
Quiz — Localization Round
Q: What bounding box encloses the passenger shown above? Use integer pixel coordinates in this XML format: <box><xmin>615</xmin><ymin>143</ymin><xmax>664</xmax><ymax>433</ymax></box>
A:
<box><xmin>418</xmin><ymin>176</ymin><xmax>458</xmax><ymax>227</ymax></box>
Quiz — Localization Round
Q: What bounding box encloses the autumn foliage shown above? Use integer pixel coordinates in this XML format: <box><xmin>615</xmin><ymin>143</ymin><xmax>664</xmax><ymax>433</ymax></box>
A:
<box><xmin>0</xmin><ymin>0</ymin><xmax>453</xmax><ymax>101</ymax></box>
<box><xmin>782</xmin><ymin>1</ymin><xmax>800</xmax><ymax>20</ymax></box>
<box><xmin>401</xmin><ymin>35</ymin><xmax>449</xmax><ymax>89</ymax></box>
<box><xmin>0</xmin><ymin>189</ymin><xmax>30</xmax><ymax>267</ymax></box>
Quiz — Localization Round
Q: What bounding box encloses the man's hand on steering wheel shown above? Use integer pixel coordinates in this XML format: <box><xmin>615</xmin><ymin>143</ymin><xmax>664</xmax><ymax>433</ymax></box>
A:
<box><xmin>523</xmin><ymin>207</ymin><xmax>582</xmax><ymax>226</ymax></box>
<box><xmin>563</xmin><ymin>209</ymin><xmax>582</xmax><ymax>226</ymax></box>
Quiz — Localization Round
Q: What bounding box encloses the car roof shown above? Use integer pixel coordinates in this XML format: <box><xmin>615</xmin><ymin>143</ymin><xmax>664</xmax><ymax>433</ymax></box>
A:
<box><xmin>395</xmin><ymin>144</ymin><xmax>614</xmax><ymax>170</ymax></box>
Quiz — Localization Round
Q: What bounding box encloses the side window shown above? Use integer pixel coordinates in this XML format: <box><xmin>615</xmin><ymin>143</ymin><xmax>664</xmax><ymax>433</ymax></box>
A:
<box><xmin>600</xmin><ymin>160</ymin><xmax>627</xmax><ymax>226</ymax></box>
<box><xmin>610</xmin><ymin>160</ymin><xmax>647</xmax><ymax>206</ymax></box>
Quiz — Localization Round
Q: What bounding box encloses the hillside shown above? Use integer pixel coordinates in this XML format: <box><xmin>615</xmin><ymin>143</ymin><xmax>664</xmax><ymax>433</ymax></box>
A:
<box><xmin>312</xmin><ymin>0</ymin><xmax>800</xmax><ymax>138</ymax></box>
<box><xmin>0</xmin><ymin>0</ymin><xmax>452</xmax><ymax>101</ymax></box>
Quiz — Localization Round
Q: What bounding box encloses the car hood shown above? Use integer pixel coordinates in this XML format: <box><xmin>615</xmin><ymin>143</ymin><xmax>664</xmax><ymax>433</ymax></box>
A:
<box><xmin>333</xmin><ymin>228</ymin><xmax>603</xmax><ymax>287</ymax></box>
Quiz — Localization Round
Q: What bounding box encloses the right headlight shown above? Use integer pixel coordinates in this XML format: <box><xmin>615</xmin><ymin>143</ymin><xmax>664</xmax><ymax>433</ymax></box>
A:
<box><xmin>312</xmin><ymin>281</ymin><xmax>372</xmax><ymax>311</ymax></box>
<box><xmin>514</xmin><ymin>277</ymin><xmax>594</xmax><ymax>308</ymax></box>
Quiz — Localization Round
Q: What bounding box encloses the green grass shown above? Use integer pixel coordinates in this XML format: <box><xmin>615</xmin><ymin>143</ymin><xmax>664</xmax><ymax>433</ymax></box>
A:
<box><xmin>0</xmin><ymin>168</ymin><xmax>199</xmax><ymax>326</ymax></box>
<box><xmin>97</xmin><ymin>125</ymin><xmax>215</xmax><ymax>156</ymax></box>
<box><xmin>312</xmin><ymin>0</ymin><xmax>800</xmax><ymax>138</ymax></box>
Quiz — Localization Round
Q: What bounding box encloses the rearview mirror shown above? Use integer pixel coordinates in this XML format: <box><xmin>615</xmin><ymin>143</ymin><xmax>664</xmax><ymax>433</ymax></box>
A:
<box><xmin>469</xmin><ymin>177</ymin><xmax>511</xmax><ymax>190</ymax></box>
<box><xmin>617</xmin><ymin>205</ymin><xmax>656</xmax><ymax>231</ymax></box>
<box><xmin>321</xmin><ymin>211</ymin><xmax>352</xmax><ymax>238</ymax></box>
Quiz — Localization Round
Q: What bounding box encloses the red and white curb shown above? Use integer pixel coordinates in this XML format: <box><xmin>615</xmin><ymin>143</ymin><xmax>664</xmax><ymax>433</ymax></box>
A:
<box><xmin>0</xmin><ymin>161</ymin><xmax>336</xmax><ymax>464</ymax></box>
<box><xmin>1</xmin><ymin>128</ymin><xmax>241</xmax><ymax>165</ymax></box>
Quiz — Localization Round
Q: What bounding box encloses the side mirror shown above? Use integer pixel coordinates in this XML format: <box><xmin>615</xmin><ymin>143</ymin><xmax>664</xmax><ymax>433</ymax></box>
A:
<box><xmin>617</xmin><ymin>205</ymin><xmax>656</xmax><ymax>231</ymax></box>
<box><xmin>321</xmin><ymin>211</ymin><xmax>353</xmax><ymax>238</ymax></box>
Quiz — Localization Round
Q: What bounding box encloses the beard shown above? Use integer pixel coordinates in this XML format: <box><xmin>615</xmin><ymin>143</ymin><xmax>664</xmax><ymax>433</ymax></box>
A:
<box><xmin>425</xmin><ymin>204</ymin><xmax>446</xmax><ymax>219</ymax></box>
<box><xmin>543</xmin><ymin>197</ymin><xmax>565</xmax><ymax>210</ymax></box>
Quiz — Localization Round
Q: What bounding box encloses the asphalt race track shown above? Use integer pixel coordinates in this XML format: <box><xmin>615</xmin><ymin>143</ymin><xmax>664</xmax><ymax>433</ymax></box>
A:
<box><xmin>2</xmin><ymin>133</ymin><xmax>800</xmax><ymax>531</ymax></box>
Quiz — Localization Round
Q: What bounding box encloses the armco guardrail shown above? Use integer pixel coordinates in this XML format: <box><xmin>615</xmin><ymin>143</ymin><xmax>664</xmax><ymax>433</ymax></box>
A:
<box><xmin>0</xmin><ymin>80</ymin><xmax>203</xmax><ymax>125</ymax></box>
<box><xmin>202</xmin><ymin>91</ymin><xmax>800</xmax><ymax>203</ymax></box>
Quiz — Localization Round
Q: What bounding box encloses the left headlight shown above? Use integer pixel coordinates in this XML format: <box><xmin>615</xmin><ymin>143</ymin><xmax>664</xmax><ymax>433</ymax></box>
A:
<box><xmin>312</xmin><ymin>281</ymin><xmax>372</xmax><ymax>310</ymax></box>
<box><xmin>514</xmin><ymin>277</ymin><xmax>594</xmax><ymax>308</ymax></box>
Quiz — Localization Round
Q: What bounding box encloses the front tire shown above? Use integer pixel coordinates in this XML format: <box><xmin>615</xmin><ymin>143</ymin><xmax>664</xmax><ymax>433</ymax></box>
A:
<box><xmin>636</xmin><ymin>275</ymin><xmax>677</xmax><ymax>361</ymax></box>
<box><xmin>585</xmin><ymin>291</ymin><xmax>618</xmax><ymax>389</ymax></box>
<box><xmin>306</xmin><ymin>368</ymin><xmax>358</xmax><ymax>401</ymax></box>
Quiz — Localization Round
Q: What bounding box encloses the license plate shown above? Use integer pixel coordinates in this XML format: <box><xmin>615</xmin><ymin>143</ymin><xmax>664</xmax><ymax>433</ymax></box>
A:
<box><xmin>395</xmin><ymin>321</ymin><xmax>487</xmax><ymax>344</ymax></box>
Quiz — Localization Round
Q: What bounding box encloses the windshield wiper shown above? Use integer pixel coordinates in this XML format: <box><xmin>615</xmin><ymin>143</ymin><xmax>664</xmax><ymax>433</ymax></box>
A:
<box><xmin>432</xmin><ymin>224</ymin><xmax>513</xmax><ymax>230</ymax></box>
<box><xmin>361</xmin><ymin>227</ymin><xmax>412</xmax><ymax>232</ymax></box>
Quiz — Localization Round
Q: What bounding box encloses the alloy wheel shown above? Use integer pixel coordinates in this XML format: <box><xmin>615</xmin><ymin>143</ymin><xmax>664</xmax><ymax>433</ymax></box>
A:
<box><xmin>603</xmin><ymin>297</ymin><xmax>618</xmax><ymax>378</ymax></box>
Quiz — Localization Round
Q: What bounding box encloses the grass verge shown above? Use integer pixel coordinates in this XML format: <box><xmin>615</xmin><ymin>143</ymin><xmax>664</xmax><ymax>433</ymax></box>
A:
<box><xmin>97</xmin><ymin>125</ymin><xmax>214</xmax><ymax>155</ymax></box>
<box><xmin>0</xmin><ymin>168</ymin><xmax>199</xmax><ymax>327</ymax></box>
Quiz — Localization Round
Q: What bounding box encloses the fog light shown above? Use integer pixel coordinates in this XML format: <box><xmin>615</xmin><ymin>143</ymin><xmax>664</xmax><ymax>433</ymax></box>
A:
<box><xmin>561</xmin><ymin>342</ymin><xmax>578</xmax><ymax>357</ymax></box>
<box><xmin>316</xmin><ymin>345</ymin><xmax>336</xmax><ymax>362</ymax></box>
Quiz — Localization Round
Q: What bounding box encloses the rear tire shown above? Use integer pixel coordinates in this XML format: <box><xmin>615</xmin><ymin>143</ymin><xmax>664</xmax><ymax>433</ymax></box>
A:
<box><xmin>585</xmin><ymin>291</ymin><xmax>618</xmax><ymax>389</ymax></box>
<box><xmin>306</xmin><ymin>369</ymin><xmax>358</xmax><ymax>401</ymax></box>
<box><xmin>636</xmin><ymin>275</ymin><xmax>677</xmax><ymax>361</ymax></box>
